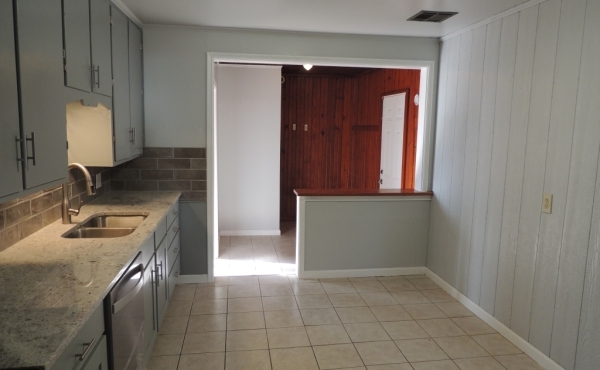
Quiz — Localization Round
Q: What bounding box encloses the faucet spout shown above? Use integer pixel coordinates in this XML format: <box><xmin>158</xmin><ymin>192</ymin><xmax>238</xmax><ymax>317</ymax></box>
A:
<box><xmin>62</xmin><ymin>163</ymin><xmax>96</xmax><ymax>224</ymax></box>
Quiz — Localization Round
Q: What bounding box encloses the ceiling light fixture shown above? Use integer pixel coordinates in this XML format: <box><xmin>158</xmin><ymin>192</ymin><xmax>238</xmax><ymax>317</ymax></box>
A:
<box><xmin>303</xmin><ymin>64</ymin><xmax>313</xmax><ymax>71</ymax></box>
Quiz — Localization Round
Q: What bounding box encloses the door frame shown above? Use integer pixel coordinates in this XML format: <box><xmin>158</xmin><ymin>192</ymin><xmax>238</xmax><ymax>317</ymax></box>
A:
<box><xmin>379</xmin><ymin>89</ymin><xmax>411</xmax><ymax>189</ymax></box>
<box><xmin>206</xmin><ymin>52</ymin><xmax>437</xmax><ymax>282</ymax></box>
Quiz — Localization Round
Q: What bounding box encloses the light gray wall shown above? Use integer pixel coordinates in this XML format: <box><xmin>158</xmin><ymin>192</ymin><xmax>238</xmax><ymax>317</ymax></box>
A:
<box><xmin>428</xmin><ymin>0</ymin><xmax>600</xmax><ymax>369</ymax></box>
<box><xmin>142</xmin><ymin>26</ymin><xmax>440</xmax><ymax>147</ymax></box>
<box><xmin>304</xmin><ymin>199</ymin><xmax>430</xmax><ymax>271</ymax></box>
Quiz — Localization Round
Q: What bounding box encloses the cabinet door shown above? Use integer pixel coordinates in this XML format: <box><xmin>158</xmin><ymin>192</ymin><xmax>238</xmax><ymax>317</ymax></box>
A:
<box><xmin>128</xmin><ymin>22</ymin><xmax>144</xmax><ymax>156</ymax></box>
<box><xmin>90</xmin><ymin>0</ymin><xmax>112</xmax><ymax>97</ymax></box>
<box><xmin>63</xmin><ymin>0</ymin><xmax>92</xmax><ymax>92</ymax></box>
<box><xmin>16</xmin><ymin>0</ymin><xmax>68</xmax><ymax>189</ymax></box>
<box><xmin>111</xmin><ymin>7</ymin><xmax>132</xmax><ymax>162</ymax></box>
<box><xmin>81</xmin><ymin>335</ymin><xmax>108</xmax><ymax>370</ymax></box>
<box><xmin>0</xmin><ymin>1</ymin><xmax>23</xmax><ymax>199</ymax></box>
<box><xmin>155</xmin><ymin>239</ymin><xmax>168</xmax><ymax>330</ymax></box>
<box><xmin>143</xmin><ymin>257</ymin><xmax>157</xmax><ymax>360</ymax></box>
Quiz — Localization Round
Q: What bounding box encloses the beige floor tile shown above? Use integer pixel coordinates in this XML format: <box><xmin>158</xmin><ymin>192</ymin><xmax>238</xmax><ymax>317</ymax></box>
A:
<box><xmin>182</xmin><ymin>331</ymin><xmax>226</xmax><ymax>354</ymax></box>
<box><xmin>421</xmin><ymin>289</ymin><xmax>456</xmax><ymax>303</ymax></box>
<box><xmin>203</xmin><ymin>276</ymin><xmax>229</xmax><ymax>286</ymax></box>
<box><xmin>306</xmin><ymin>324</ymin><xmax>352</xmax><ymax>345</ymax></box>
<box><xmin>191</xmin><ymin>299</ymin><xmax>227</xmax><ymax>315</ymax></box>
<box><xmin>292</xmin><ymin>283</ymin><xmax>327</xmax><ymax>295</ymax></box>
<box><xmin>262</xmin><ymin>295</ymin><xmax>298</xmax><ymax>311</ymax></box>
<box><xmin>320</xmin><ymin>277</ymin><xmax>351</xmax><ymax>282</ymax></box>
<box><xmin>225</xmin><ymin>350</ymin><xmax>271</xmax><ymax>370</ymax></box>
<box><xmin>159</xmin><ymin>315</ymin><xmax>189</xmax><ymax>334</ymax></box>
<box><xmin>381</xmin><ymin>321</ymin><xmax>430</xmax><ymax>340</ymax></box>
<box><xmin>417</xmin><ymin>319</ymin><xmax>467</xmax><ymax>337</ymax></box>
<box><xmin>171</xmin><ymin>284</ymin><xmax>197</xmax><ymax>301</ymax></box>
<box><xmin>451</xmin><ymin>317</ymin><xmax>496</xmax><ymax>336</ymax></box>
<box><xmin>296</xmin><ymin>294</ymin><xmax>332</xmax><ymax>309</ymax></box>
<box><xmin>435</xmin><ymin>302</ymin><xmax>474</xmax><ymax>318</ymax></box>
<box><xmin>403</xmin><ymin>304</ymin><xmax>447</xmax><ymax>320</ymax></box>
<box><xmin>379</xmin><ymin>277</ymin><xmax>417</xmax><ymax>291</ymax></box>
<box><xmin>367</xmin><ymin>365</ymin><xmax>412</xmax><ymax>370</ymax></box>
<box><xmin>147</xmin><ymin>355</ymin><xmax>179</xmax><ymax>370</ymax></box>
<box><xmin>228</xmin><ymin>284</ymin><xmax>261</xmax><ymax>298</ymax></box>
<box><xmin>264</xmin><ymin>309</ymin><xmax>304</xmax><ymax>328</ymax></box>
<box><xmin>178</xmin><ymin>352</ymin><xmax>225</xmax><ymax>370</ymax></box>
<box><xmin>267</xmin><ymin>327</ymin><xmax>311</xmax><ymax>348</ymax></box>
<box><xmin>270</xmin><ymin>347</ymin><xmax>319</xmax><ymax>370</ymax></box>
<box><xmin>227</xmin><ymin>297</ymin><xmax>263</xmax><ymax>313</ymax></box>
<box><xmin>355</xmin><ymin>341</ymin><xmax>407</xmax><ymax>365</ymax></box>
<box><xmin>152</xmin><ymin>334</ymin><xmax>185</xmax><ymax>355</ymax></box>
<box><xmin>288</xmin><ymin>276</ymin><xmax>320</xmax><ymax>284</ymax></box>
<box><xmin>329</xmin><ymin>293</ymin><xmax>367</xmax><ymax>307</ymax></box>
<box><xmin>411</xmin><ymin>360</ymin><xmax>460</xmax><ymax>370</ymax></box>
<box><xmin>300</xmin><ymin>308</ymin><xmax>342</xmax><ymax>325</ymax></box>
<box><xmin>394</xmin><ymin>338</ymin><xmax>449</xmax><ymax>362</ymax></box>
<box><xmin>313</xmin><ymin>344</ymin><xmax>365</xmax><ymax>369</ymax></box>
<box><xmin>494</xmin><ymin>354</ymin><xmax>544</xmax><ymax>369</ymax></box>
<box><xmin>336</xmin><ymin>307</ymin><xmax>378</xmax><ymax>323</ymax></box>
<box><xmin>410</xmin><ymin>278</ymin><xmax>439</xmax><ymax>290</ymax></box>
<box><xmin>165</xmin><ymin>300</ymin><xmax>193</xmax><ymax>316</ymax></box>
<box><xmin>260</xmin><ymin>283</ymin><xmax>294</xmax><ymax>296</ymax></box>
<box><xmin>344</xmin><ymin>322</ymin><xmax>391</xmax><ymax>342</ymax></box>
<box><xmin>369</xmin><ymin>305</ymin><xmax>412</xmax><ymax>322</ymax></box>
<box><xmin>454</xmin><ymin>356</ymin><xmax>505</xmax><ymax>370</ymax></box>
<box><xmin>259</xmin><ymin>275</ymin><xmax>290</xmax><ymax>285</ymax></box>
<box><xmin>360</xmin><ymin>292</ymin><xmax>399</xmax><ymax>306</ymax></box>
<box><xmin>226</xmin><ymin>329</ymin><xmax>269</xmax><ymax>351</ymax></box>
<box><xmin>472</xmin><ymin>334</ymin><xmax>521</xmax><ymax>355</ymax></box>
<box><xmin>390</xmin><ymin>291</ymin><xmax>430</xmax><ymax>304</ymax></box>
<box><xmin>433</xmin><ymin>336</ymin><xmax>488</xmax><ymax>359</ymax></box>
<box><xmin>322</xmin><ymin>281</ymin><xmax>358</xmax><ymax>294</ymax></box>
<box><xmin>187</xmin><ymin>314</ymin><xmax>227</xmax><ymax>333</ymax></box>
<box><xmin>227</xmin><ymin>311</ymin><xmax>265</xmax><ymax>330</ymax></box>
<box><xmin>352</xmin><ymin>281</ymin><xmax>387</xmax><ymax>292</ymax></box>
<box><xmin>195</xmin><ymin>286</ymin><xmax>228</xmax><ymax>300</ymax></box>
<box><xmin>349</xmin><ymin>277</ymin><xmax>378</xmax><ymax>281</ymax></box>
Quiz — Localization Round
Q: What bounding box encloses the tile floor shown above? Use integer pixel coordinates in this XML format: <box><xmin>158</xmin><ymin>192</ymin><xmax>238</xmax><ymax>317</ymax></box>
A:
<box><xmin>148</xmin><ymin>274</ymin><xmax>545</xmax><ymax>370</ymax></box>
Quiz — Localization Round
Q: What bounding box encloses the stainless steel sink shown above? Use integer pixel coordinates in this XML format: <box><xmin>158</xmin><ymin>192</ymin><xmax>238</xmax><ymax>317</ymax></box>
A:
<box><xmin>62</xmin><ymin>214</ymin><xmax>147</xmax><ymax>239</ymax></box>
<box><xmin>64</xmin><ymin>228</ymin><xmax>137</xmax><ymax>239</ymax></box>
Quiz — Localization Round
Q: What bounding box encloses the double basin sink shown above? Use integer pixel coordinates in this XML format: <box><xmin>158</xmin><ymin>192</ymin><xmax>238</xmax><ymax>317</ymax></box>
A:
<box><xmin>63</xmin><ymin>214</ymin><xmax>147</xmax><ymax>239</ymax></box>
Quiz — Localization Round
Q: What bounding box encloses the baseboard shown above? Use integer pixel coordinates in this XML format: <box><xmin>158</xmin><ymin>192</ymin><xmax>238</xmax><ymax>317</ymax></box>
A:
<box><xmin>220</xmin><ymin>230</ymin><xmax>281</xmax><ymax>236</ymax></box>
<box><xmin>177</xmin><ymin>274</ymin><xmax>208</xmax><ymax>284</ymax></box>
<box><xmin>299</xmin><ymin>267</ymin><xmax>427</xmax><ymax>279</ymax></box>
<box><xmin>424</xmin><ymin>269</ymin><xmax>564</xmax><ymax>370</ymax></box>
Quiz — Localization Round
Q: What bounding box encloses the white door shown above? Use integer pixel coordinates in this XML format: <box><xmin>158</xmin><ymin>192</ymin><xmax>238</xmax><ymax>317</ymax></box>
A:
<box><xmin>379</xmin><ymin>93</ymin><xmax>406</xmax><ymax>189</ymax></box>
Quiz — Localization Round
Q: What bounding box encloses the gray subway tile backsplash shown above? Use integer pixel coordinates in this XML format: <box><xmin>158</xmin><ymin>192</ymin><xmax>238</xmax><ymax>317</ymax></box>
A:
<box><xmin>142</xmin><ymin>147</ymin><xmax>174</xmax><ymax>158</ymax></box>
<box><xmin>157</xmin><ymin>158</ymin><xmax>191</xmax><ymax>169</ymax></box>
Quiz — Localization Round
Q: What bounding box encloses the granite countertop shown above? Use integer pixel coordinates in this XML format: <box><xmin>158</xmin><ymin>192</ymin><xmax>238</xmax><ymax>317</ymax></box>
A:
<box><xmin>0</xmin><ymin>191</ymin><xmax>180</xmax><ymax>370</ymax></box>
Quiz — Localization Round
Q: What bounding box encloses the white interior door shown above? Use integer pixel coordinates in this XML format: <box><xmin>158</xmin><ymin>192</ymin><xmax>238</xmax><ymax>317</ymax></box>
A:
<box><xmin>380</xmin><ymin>92</ymin><xmax>406</xmax><ymax>189</ymax></box>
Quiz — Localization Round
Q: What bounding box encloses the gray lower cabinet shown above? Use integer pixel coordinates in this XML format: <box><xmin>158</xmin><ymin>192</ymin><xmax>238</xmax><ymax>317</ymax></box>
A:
<box><xmin>142</xmin><ymin>253</ymin><xmax>158</xmax><ymax>363</ymax></box>
<box><xmin>155</xmin><ymin>237</ymin><xmax>169</xmax><ymax>329</ymax></box>
<box><xmin>81</xmin><ymin>335</ymin><xmax>109</xmax><ymax>370</ymax></box>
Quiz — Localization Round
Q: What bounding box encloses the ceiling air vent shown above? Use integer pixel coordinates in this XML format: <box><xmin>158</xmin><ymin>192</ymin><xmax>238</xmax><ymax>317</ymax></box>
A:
<box><xmin>407</xmin><ymin>11</ymin><xmax>458</xmax><ymax>23</ymax></box>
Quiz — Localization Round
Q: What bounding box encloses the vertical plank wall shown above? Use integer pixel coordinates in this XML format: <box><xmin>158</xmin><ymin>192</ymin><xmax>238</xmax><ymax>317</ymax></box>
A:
<box><xmin>428</xmin><ymin>0</ymin><xmax>600</xmax><ymax>369</ymax></box>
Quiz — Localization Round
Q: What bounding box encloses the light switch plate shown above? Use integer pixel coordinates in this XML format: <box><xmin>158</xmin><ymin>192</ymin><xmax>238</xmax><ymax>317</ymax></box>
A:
<box><xmin>96</xmin><ymin>173</ymin><xmax>102</xmax><ymax>189</ymax></box>
<box><xmin>542</xmin><ymin>193</ymin><xmax>552</xmax><ymax>214</ymax></box>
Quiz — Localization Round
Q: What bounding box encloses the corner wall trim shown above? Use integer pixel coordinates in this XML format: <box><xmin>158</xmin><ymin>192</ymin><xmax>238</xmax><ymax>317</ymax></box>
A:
<box><xmin>219</xmin><ymin>230</ymin><xmax>281</xmax><ymax>236</ymax></box>
<box><xmin>300</xmin><ymin>267</ymin><xmax>427</xmax><ymax>279</ymax></box>
<box><xmin>424</xmin><ymin>269</ymin><xmax>564</xmax><ymax>370</ymax></box>
<box><xmin>177</xmin><ymin>274</ymin><xmax>208</xmax><ymax>284</ymax></box>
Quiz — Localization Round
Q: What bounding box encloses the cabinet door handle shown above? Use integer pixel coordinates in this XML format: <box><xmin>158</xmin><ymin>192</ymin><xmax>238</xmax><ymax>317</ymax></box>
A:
<box><xmin>157</xmin><ymin>262</ymin><xmax>163</xmax><ymax>282</ymax></box>
<box><xmin>78</xmin><ymin>337</ymin><xmax>96</xmax><ymax>361</ymax></box>
<box><xmin>129</xmin><ymin>128</ymin><xmax>134</xmax><ymax>143</ymax></box>
<box><xmin>90</xmin><ymin>64</ymin><xmax>95</xmax><ymax>89</ymax></box>
<box><xmin>133</xmin><ymin>127</ymin><xmax>136</xmax><ymax>145</ymax></box>
<box><xmin>15</xmin><ymin>136</ymin><xmax>24</xmax><ymax>172</ymax></box>
<box><xmin>95</xmin><ymin>65</ymin><xmax>100</xmax><ymax>89</ymax></box>
<box><xmin>173</xmin><ymin>227</ymin><xmax>179</xmax><ymax>233</ymax></box>
<box><xmin>26</xmin><ymin>132</ymin><xmax>36</xmax><ymax>166</ymax></box>
<box><xmin>174</xmin><ymin>247</ymin><xmax>179</xmax><ymax>254</ymax></box>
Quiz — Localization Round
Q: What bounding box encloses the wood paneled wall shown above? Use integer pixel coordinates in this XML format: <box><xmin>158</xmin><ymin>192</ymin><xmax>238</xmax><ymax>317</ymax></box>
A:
<box><xmin>429</xmin><ymin>1</ymin><xmax>600</xmax><ymax>369</ymax></box>
<box><xmin>280</xmin><ymin>69</ymin><xmax>421</xmax><ymax>220</ymax></box>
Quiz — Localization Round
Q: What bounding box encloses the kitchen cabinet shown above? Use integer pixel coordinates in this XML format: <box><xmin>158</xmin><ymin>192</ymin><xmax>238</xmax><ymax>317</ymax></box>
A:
<box><xmin>129</xmin><ymin>21</ymin><xmax>145</xmax><ymax>157</ymax></box>
<box><xmin>63</xmin><ymin>0</ymin><xmax>112</xmax><ymax>96</ymax></box>
<box><xmin>142</xmin><ymin>253</ymin><xmax>158</xmax><ymax>363</ymax></box>
<box><xmin>0</xmin><ymin>0</ymin><xmax>68</xmax><ymax>204</ymax></box>
<box><xmin>81</xmin><ymin>335</ymin><xmax>109</xmax><ymax>370</ymax></box>
<box><xmin>155</xmin><ymin>235</ymin><xmax>169</xmax><ymax>329</ymax></box>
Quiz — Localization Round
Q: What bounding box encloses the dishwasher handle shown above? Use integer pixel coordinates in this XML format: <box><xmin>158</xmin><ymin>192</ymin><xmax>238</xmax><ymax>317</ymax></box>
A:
<box><xmin>112</xmin><ymin>263</ymin><xmax>144</xmax><ymax>314</ymax></box>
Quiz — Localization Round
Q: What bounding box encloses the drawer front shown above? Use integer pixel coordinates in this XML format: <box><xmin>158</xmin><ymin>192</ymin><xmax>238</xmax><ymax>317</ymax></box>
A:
<box><xmin>52</xmin><ymin>303</ymin><xmax>104</xmax><ymax>370</ymax></box>
<box><xmin>167</xmin><ymin>231</ymin><xmax>180</xmax><ymax>274</ymax></box>
<box><xmin>166</xmin><ymin>214</ymin><xmax>179</xmax><ymax>251</ymax></box>
<box><xmin>166</xmin><ymin>202</ymin><xmax>179</xmax><ymax>228</ymax></box>
<box><xmin>154</xmin><ymin>215</ymin><xmax>167</xmax><ymax>249</ymax></box>
<box><xmin>168</xmin><ymin>253</ymin><xmax>180</xmax><ymax>300</ymax></box>
<box><xmin>81</xmin><ymin>335</ymin><xmax>108</xmax><ymax>370</ymax></box>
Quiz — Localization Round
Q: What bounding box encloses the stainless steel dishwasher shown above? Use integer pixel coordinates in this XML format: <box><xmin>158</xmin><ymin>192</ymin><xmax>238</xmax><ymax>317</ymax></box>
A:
<box><xmin>105</xmin><ymin>252</ymin><xmax>145</xmax><ymax>370</ymax></box>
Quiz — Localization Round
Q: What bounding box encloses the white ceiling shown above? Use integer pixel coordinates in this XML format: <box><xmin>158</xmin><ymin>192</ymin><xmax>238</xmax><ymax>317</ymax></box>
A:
<box><xmin>120</xmin><ymin>0</ymin><xmax>534</xmax><ymax>38</ymax></box>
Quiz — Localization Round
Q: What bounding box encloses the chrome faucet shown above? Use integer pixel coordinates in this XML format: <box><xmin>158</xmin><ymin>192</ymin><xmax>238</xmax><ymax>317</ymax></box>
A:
<box><xmin>62</xmin><ymin>163</ymin><xmax>96</xmax><ymax>224</ymax></box>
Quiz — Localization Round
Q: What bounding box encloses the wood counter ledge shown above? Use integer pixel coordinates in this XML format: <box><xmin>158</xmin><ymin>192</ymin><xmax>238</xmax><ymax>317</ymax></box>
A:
<box><xmin>294</xmin><ymin>189</ymin><xmax>433</xmax><ymax>197</ymax></box>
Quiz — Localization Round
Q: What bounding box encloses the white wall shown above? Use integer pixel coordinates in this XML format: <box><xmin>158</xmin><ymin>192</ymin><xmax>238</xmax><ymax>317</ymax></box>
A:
<box><xmin>429</xmin><ymin>0</ymin><xmax>600</xmax><ymax>369</ymax></box>
<box><xmin>216</xmin><ymin>65</ymin><xmax>281</xmax><ymax>234</ymax></box>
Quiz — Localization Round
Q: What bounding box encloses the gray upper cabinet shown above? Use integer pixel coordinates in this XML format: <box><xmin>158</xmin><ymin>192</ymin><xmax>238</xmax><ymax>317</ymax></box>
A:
<box><xmin>111</xmin><ymin>8</ymin><xmax>132</xmax><ymax>162</ymax></box>
<box><xmin>63</xmin><ymin>0</ymin><xmax>112</xmax><ymax>97</ymax></box>
<box><xmin>17</xmin><ymin>0</ymin><xmax>68</xmax><ymax>190</ymax></box>
<box><xmin>129</xmin><ymin>22</ymin><xmax>144</xmax><ymax>156</ymax></box>
<box><xmin>0</xmin><ymin>1</ymin><xmax>22</xmax><ymax>199</ymax></box>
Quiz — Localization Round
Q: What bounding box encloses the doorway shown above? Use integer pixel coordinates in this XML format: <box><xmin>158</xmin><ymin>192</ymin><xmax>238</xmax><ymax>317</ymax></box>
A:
<box><xmin>380</xmin><ymin>91</ymin><xmax>408</xmax><ymax>189</ymax></box>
